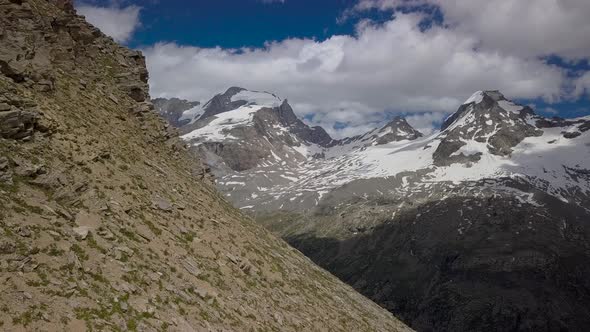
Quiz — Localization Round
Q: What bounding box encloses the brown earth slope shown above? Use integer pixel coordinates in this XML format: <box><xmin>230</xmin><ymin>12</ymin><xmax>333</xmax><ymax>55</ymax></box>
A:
<box><xmin>0</xmin><ymin>1</ymin><xmax>411</xmax><ymax>331</ymax></box>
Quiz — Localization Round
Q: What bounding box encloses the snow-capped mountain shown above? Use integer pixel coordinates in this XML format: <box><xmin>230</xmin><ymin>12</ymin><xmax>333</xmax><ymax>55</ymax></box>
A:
<box><xmin>164</xmin><ymin>89</ymin><xmax>589</xmax><ymax>213</ymax></box>
<box><xmin>157</xmin><ymin>88</ymin><xmax>590</xmax><ymax>331</ymax></box>
<box><xmin>156</xmin><ymin>88</ymin><xmax>590</xmax><ymax>213</ymax></box>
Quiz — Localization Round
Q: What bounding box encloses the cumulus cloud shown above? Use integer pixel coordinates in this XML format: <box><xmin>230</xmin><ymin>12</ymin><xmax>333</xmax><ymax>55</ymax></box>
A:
<box><xmin>144</xmin><ymin>12</ymin><xmax>566</xmax><ymax>137</ymax></box>
<box><xmin>76</xmin><ymin>4</ymin><xmax>141</xmax><ymax>43</ymax></box>
<box><xmin>354</xmin><ymin>0</ymin><xmax>590</xmax><ymax>60</ymax></box>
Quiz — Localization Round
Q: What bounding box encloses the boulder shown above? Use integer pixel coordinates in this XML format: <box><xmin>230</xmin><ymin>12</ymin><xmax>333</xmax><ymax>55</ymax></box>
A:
<box><xmin>72</xmin><ymin>226</ymin><xmax>90</xmax><ymax>240</ymax></box>
<box><xmin>0</xmin><ymin>109</ymin><xmax>38</xmax><ymax>139</ymax></box>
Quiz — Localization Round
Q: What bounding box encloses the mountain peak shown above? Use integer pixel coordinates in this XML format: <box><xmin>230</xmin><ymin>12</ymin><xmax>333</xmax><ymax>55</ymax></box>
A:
<box><xmin>462</xmin><ymin>90</ymin><xmax>506</xmax><ymax>105</ymax></box>
<box><xmin>199</xmin><ymin>86</ymin><xmax>282</xmax><ymax>120</ymax></box>
<box><xmin>225</xmin><ymin>86</ymin><xmax>247</xmax><ymax>95</ymax></box>
<box><xmin>435</xmin><ymin>90</ymin><xmax>543</xmax><ymax>165</ymax></box>
<box><xmin>375</xmin><ymin>116</ymin><xmax>422</xmax><ymax>144</ymax></box>
<box><xmin>443</xmin><ymin>90</ymin><xmax>529</xmax><ymax>131</ymax></box>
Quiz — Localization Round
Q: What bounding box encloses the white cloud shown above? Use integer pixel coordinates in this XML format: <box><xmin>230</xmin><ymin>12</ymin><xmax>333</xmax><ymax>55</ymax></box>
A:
<box><xmin>76</xmin><ymin>4</ymin><xmax>141</xmax><ymax>43</ymax></box>
<box><xmin>574</xmin><ymin>71</ymin><xmax>590</xmax><ymax>97</ymax></box>
<box><xmin>354</xmin><ymin>0</ymin><xmax>590</xmax><ymax>60</ymax></box>
<box><xmin>144</xmin><ymin>12</ymin><xmax>566</xmax><ymax>138</ymax></box>
<box><xmin>406</xmin><ymin>112</ymin><xmax>449</xmax><ymax>136</ymax></box>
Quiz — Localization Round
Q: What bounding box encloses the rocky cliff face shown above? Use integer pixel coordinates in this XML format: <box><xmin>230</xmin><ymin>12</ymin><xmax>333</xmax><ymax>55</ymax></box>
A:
<box><xmin>0</xmin><ymin>1</ymin><xmax>411</xmax><ymax>331</ymax></box>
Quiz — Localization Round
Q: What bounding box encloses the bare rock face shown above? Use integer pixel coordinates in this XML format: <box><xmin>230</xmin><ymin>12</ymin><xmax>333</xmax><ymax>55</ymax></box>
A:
<box><xmin>0</xmin><ymin>109</ymin><xmax>37</xmax><ymax>139</ymax></box>
<box><xmin>0</xmin><ymin>93</ymin><xmax>43</xmax><ymax>140</ymax></box>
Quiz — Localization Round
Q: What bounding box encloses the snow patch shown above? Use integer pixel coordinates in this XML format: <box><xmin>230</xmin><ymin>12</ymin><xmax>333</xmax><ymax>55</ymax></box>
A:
<box><xmin>463</xmin><ymin>91</ymin><xmax>484</xmax><ymax>105</ymax></box>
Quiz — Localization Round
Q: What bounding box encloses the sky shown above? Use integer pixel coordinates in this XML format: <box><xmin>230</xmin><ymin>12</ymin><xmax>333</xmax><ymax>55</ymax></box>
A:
<box><xmin>75</xmin><ymin>0</ymin><xmax>590</xmax><ymax>137</ymax></box>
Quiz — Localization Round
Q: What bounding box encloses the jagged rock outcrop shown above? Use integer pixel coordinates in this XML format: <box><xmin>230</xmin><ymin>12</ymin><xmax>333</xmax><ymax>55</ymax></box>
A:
<box><xmin>0</xmin><ymin>1</ymin><xmax>411</xmax><ymax>331</ymax></box>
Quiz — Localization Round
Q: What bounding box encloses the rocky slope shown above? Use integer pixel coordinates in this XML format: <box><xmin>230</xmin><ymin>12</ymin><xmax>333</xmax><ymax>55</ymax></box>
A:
<box><xmin>0</xmin><ymin>1</ymin><xmax>412</xmax><ymax>331</ymax></box>
<box><xmin>165</xmin><ymin>88</ymin><xmax>590</xmax><ymax>331</ymax></box>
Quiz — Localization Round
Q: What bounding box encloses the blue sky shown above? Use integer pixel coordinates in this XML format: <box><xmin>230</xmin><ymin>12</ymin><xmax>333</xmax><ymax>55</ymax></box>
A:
<box><xmin>75</xmin><ymin>0</ymin><xmax>590</xmax><ymax>137</ymax></box>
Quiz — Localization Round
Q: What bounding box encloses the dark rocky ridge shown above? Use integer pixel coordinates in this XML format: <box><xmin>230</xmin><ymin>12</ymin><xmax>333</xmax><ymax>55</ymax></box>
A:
<box><xmin>152</xmin><ymin>97</ymin><xmax>200</xmax><ymax>127</ymax></box>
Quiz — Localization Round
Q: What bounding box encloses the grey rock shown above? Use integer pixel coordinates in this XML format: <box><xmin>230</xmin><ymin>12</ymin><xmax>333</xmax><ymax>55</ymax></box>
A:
<box><xmin>0</xmin><ymin>103</ymin><xmax>11</xmax><ymax>112</ymax></box>
<box><xmin>16</xmin><ymin>226</ymin><xmax>32</xmax><ymax>238</ymax></box>
<box><xmin>0</xmin><ymin>109</ymin><xmax>38</xmax><ymax>139</ymax></box>
<box><xmin>0</xmin><ymin>157</ymin><xmax>8</xmax><ymax>171</ymax></box>
<box><xmin>153</xmin><ymin>197</ymin><xmax>173</xmax><ymax>212</ymax></box>
<box><xmin>72</xmin><ymin>226</ymin><xmax>90</xmax><ymax>240</ymax></box>
<box><xmin>0</xmin><ymin>240</ymin><xmax>16</xmax><ymax>255</ymax></box>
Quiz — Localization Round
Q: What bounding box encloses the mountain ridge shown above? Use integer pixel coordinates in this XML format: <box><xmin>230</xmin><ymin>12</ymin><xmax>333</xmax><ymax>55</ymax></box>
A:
<box><xmin>157</xmin><ymin>86</ymin><xmax>590</xmax><ymax>331</ymax></box>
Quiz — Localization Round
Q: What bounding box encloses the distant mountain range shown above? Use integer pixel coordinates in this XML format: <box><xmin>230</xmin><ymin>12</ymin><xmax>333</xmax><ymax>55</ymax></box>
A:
<box><xmin>156</xmin><ymin>87</ymin><xmax>590</xmax><ymax>331</ymax></box>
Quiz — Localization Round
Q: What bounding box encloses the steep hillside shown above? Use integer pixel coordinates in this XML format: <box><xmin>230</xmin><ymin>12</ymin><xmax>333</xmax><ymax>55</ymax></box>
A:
<box><xmin>0</xmin><ymin>1</ymin><xmax>411</xmax><ymax>331</ymax></box>
<box><xmin>166</xmin><ymin>87</ymin><xmax>590</xmax><ymax>331</ymax></box>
